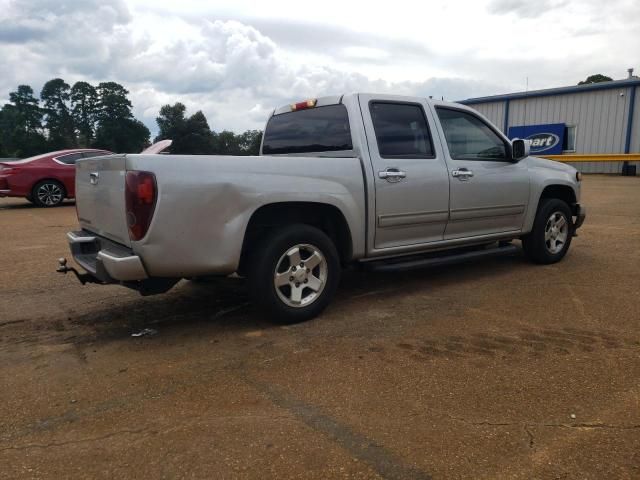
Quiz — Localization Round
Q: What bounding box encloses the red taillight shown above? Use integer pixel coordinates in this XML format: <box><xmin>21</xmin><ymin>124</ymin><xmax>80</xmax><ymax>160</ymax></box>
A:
<box><xmin>125</xmin><ymin>171</ymin><xmax>157</xmax><ymax>241</ymax></box>
<box><xmin>291</xmin><ymin>99</ymin><xmax>317</xmax><ymax>111</ymax></box>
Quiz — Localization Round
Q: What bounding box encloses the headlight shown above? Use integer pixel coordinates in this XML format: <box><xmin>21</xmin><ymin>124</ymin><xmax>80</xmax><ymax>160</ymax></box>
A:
<box><xmin>576</xmin><ymin>171</ymin><xmax>582</xmax><ymax>182</ymax></box>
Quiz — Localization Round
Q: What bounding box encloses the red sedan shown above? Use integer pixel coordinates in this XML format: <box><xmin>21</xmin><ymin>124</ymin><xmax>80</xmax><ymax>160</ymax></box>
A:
<box><xmin>0</xmin><ymin>149</ymin><xmax>112</xmax><ymax>207</ymax></box>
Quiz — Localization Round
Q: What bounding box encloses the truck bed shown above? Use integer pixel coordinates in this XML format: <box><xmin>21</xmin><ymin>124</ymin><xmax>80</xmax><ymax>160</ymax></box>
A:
<box><xmin>75</xmin><ymin>153</ymin><xmax>367</xmax><ymax>278</ymax></box>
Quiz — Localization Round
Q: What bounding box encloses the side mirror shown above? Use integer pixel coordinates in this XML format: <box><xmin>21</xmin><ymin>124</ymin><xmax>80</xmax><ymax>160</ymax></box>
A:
<box><xmin>511</xmin><ymin>138</ymin><xmax>530</xmax><ymax>161</ymax></box>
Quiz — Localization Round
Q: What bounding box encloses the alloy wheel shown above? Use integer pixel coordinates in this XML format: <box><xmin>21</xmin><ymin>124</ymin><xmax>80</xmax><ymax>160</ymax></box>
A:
<box><xmin>37</xmin><ymin>183</ymin><xmax>63</xmax><ymax>206</ymax></box>
<box><xmin>273</xmin><ymin>243</ymin><xmax>328</xmax><ymax>308</ymax></box>
<box><xmin>544</xmin><ymin>211</ymin><xmax>569</xmax><ymax>254</ymax></box>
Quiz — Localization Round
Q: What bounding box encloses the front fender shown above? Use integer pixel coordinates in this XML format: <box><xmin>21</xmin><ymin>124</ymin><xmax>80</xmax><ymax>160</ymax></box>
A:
<box><xmin>522</xmin><ymin>157</ymin><xmax>580</xmax><ymax>233</ymax></box>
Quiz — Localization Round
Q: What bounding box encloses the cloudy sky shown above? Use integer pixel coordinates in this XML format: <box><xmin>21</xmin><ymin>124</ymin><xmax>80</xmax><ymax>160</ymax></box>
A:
<box><xmin>0</xmin><ymin>0</ymin><xmax>638</xmax><ymax>134</ymax></box>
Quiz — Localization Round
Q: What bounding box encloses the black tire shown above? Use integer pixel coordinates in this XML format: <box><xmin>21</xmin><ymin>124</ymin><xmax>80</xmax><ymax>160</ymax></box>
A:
<box><xmin>247</xmin><ymin>224</ymin><xmax>341</xmax><ymax>323</ymax></box>
<box><xmin>32</xmin><ymin>180</ymin><xmax>65</xmax><ymax>207</ymax></box>
<box><xmin>522</xmin><ymin>198</ymin><xmax>573</xmax><ymax>264</ymax></box>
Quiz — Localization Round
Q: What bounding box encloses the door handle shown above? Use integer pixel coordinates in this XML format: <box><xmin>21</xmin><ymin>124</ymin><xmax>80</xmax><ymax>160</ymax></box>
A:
<box><xmin>89</xmin><ymin>172</ymin><xmax>99</xmax><ymax>185</ymax></box>
<box><xmin>378</xmin><ymin>168</ymin><xmax>406</xmax><ymax>182</ymax></box>
<box><xmin>451</xmin><ymin>168</ymin><xmax>474</xmax><ymax>180</ymax></box>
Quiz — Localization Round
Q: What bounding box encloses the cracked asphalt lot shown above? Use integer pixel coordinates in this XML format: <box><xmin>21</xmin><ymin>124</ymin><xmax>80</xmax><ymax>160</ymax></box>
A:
<box><xmin>1</xmin><ymin>175</ymin><xmax>639</xmax><ymax>479</ymax></box>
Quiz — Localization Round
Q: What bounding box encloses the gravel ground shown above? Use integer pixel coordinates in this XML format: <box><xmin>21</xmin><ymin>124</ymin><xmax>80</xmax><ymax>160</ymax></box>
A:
<box><xmin>1</xmin><ymin>175</ymin><xmax>639</xmax><ymax>479</ymax></box>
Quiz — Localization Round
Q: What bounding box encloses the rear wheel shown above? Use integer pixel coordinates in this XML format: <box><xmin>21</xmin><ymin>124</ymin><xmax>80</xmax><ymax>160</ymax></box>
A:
<box><xmin>247</xmin><ymin>224</ymin><xmax>340</xmax><ymax>323</ymax></box>
<box><xmin>522</xmin><ymin>198</ymin><xmax>573</xmax><ymax>264</ymax></box>
<box><xmin>32</xmin><ymin>180</ymin><xmax>65</xmax><ymax>207</ymax></box>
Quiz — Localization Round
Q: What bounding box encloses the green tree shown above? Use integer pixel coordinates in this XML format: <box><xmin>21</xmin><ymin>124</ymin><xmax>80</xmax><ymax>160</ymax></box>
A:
<box><xmin>93</xmin><ymin>82</ymin><xmax>149</xmax><ymax>152</ymax></box>
<box><xmin>96</xmin><ymin>82</ymin><xmax>133</xmax><ymax>122</ymax></box>
<box><xmin>578</xmin><ymin>74</ymin><xmax>613</xmax><ymax>85</ymax></box>
<box><xmin>213</xmin><ymin>130</ymin><xmax>241</xmax><ymax>155</ymax></box>
<box><xmin>70</xmin><ymin>81</ymin><xmax>99</xmax><ymax>147</ymax></box>
<box><xmin>10</xmin><ymin>85</ymin><xmax>43</xmax><ymax>133</ymax></box>
<box><xmin>182</xmin><ymin>111</ymin><xmax>215</xmax><ymax>154</ymax></box>
<box><xmin>0</xmin><ymin>108</ymin><xmax>11</xmax><ymax>156</ymax></box>
<box><xmin>0</xmin><ymin>85</ymin><xmax>46</xmax><ymax>157</ymax></box>
<box><xmin>155</xmin><ymin>103</ymin><xmax>216</xmax><ymax>154</ymax></box>
<box><xmin>155</xmin><ymin>102</ymin><xmax>187</xmax><ymax>143</ymax></box>
<box><xmin>94</xmin><ymin>118</ymin><xmax>150</xmax><ymax>153</ymax></box>
<box><xmin>154</xmin><ymin>102</ymin><xmax>264</xmax><ymax>156</ymax></box>
<box><xmin>236</xmin><ymin>129</ymin><xmax>263</xmax><ymax>155</ymax></box>
<box><xmin>41</xmin><ymin>78</ymin><xmax>76</xmax><ymax>149</ymax></box>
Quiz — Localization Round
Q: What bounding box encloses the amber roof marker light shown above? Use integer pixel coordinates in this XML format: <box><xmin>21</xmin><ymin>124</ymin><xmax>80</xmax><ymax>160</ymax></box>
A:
<box><xmin>291</xmin><ymin>99</ymin><xmax>317</xmax><ymax>111</ymax></box>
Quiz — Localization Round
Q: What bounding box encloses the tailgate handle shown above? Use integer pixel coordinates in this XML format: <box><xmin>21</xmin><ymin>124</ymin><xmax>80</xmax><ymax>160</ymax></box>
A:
<box><xmin>89</xmin><ymin>172</ymin><xmax>99</xmax><ymax>185</ymax></box>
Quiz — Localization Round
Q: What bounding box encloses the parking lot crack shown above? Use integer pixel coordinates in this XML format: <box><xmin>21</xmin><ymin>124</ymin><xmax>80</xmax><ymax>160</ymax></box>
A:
<box><xmin>524</xmin><ymin>425</ymin><xmax>535</xmax><ymax>449</ymax></box>
<box><xmin>540</xmin><ymin>423</ymin><xmax>640</xmax><ymax>430</ymax></box>
<box><xmin>446</xmin><ymin>415</ymin><xmax>640</xmax><ymax>432</ymax></box>
<box><xmin>0</xmin><ymin>427</ymin><xmax>152</xmax><ymax>452</ymax></box>
<box><xmin>446</xmin><ymin>414</ymin><xmax>512</xmax><ymax>427</ymax></box>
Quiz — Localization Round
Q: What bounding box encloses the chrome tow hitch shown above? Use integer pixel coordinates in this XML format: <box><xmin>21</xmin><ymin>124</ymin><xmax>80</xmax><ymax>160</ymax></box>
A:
<box><xmin>56</xmin><ymin>258</ymin><xmax>100</xmax><ymax>285</ymax></box>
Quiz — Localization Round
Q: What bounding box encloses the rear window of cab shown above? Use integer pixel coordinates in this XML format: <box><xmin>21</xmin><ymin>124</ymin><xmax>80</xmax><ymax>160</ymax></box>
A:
<box><xmin>262</xmin><ymin>104</ymin><xmax>352</xmax><ymax>155</ymax></box>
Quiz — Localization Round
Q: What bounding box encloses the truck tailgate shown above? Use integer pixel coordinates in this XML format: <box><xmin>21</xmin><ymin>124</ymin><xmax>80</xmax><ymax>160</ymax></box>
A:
<box><xmin>75</xmin><ymin>155</ymin><xmax>131</xmax><ymax>247</ymax></box>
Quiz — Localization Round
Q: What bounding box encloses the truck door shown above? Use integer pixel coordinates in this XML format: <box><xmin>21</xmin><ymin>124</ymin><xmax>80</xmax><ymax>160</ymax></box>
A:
<box><xmin>432</xmin><ymin>105</ymin><xmax>530</xmax><ymax>239</ymax></box>
<box><xmin>358</xmin><ymin>94</ymin><xmax>450</xmax><ymax>249</ymax></box>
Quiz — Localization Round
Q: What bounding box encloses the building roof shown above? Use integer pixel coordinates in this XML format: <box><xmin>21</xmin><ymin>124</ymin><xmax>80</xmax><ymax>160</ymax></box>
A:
<box><xmin>460</xmin><ymin>77</ymin><xmax>640</xmax><ymax>105</ymax></box>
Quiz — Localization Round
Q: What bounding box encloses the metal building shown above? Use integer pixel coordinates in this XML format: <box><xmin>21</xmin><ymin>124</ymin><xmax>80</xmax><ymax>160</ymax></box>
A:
<box><xmin>460</xmin><ymin>76</ymin><xmax>640</xmax><ymax>174</ymax></box>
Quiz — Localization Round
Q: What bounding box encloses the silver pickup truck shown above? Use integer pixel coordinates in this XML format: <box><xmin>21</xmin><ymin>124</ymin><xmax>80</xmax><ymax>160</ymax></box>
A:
<box><xmin>59</xmin><ymin>93</ymin><xmax>586</xmax><ymax>323</ymax></box>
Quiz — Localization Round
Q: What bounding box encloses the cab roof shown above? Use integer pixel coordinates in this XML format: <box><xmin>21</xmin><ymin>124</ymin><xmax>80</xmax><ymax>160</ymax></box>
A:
<box><xmin>271</xmin><ymin>93</ymin><xmax>470</xmax><ymax>117</ymax></box>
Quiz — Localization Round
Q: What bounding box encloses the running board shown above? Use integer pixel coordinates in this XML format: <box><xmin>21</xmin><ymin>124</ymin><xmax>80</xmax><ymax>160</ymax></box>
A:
<box><xmin>364</xmin><ymin>244</ymin><xmax>520</xmax><ymax>273</ymax></box>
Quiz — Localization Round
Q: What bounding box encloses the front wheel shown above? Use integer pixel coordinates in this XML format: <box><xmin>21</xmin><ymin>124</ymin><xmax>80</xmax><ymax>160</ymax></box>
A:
<box><xmin>32</xmin><ymin>180</ymin><xmax>65</xmax><ymax>207</ymax></box>
<box><xmin>522</xmin><ymin>198</ymin><xmax>573</xmax><ymax>264</ymax></box>
<box><xmin>247</xmin><ymin>224</ymin><xmax>341</xmax><ymax>323</ymax></box>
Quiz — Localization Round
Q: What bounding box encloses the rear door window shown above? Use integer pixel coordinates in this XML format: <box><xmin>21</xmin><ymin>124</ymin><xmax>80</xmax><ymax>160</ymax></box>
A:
<box><xmin>369</xmin><ymin>102</ymin><xmax>434</xmax><ymax>158</ymax></box>
<box><xmin>82</xmin><ymin>151</ymin><xmax>110</xmax><ymax>159</ymax></box>
<box><xmin>262</xmin><ymin>104</ymin><xmax>352</xmax><ymax>155</ymax></box>
<box><xmin>56</xmin><ymin>153</ymin><xmax>84</xmax><ymax>165</ymax></box>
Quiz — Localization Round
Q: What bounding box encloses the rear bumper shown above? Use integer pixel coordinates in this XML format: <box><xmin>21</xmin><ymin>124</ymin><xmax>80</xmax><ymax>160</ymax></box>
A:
<box><xmin>0</xmin><ymin>174</ymin><xmax>17</xmax><ymax>196</ymax></box>
<box><xmin>67</xmin><ymin>230</ymin><xmax>148</xmax><ymax>282</ymax></box>
<box><xmin>64</xmin><ymin>230</ymin><xmax>178</xmax><ymax>295</ymax></box>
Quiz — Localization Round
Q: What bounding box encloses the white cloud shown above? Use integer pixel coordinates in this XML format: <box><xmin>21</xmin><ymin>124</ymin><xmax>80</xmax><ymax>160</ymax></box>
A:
<box><xmin>487</xmin><ymin>0</ymin><xmax>569</xmax><ymax>18</ymax></box>
<box><xmin>0</xmin><ymin>0</ymin><xmax>638</xmax><ymax>134</ymax></box>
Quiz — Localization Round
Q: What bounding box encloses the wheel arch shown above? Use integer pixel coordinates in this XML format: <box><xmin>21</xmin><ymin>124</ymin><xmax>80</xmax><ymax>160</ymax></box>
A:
<box><xmin>539</xmin><ymin>184</ymin><xmax>577</xmax><ymax>206</ymax></box>
<box><xmin>238</xmin><ymin>201</ymin><xmax>353</xmax><ymax>276</ymax></box>
<box><xmin>523</xmin><ymin>182</ymin><xmax>578</xmax><ymax>234</ymax></box>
